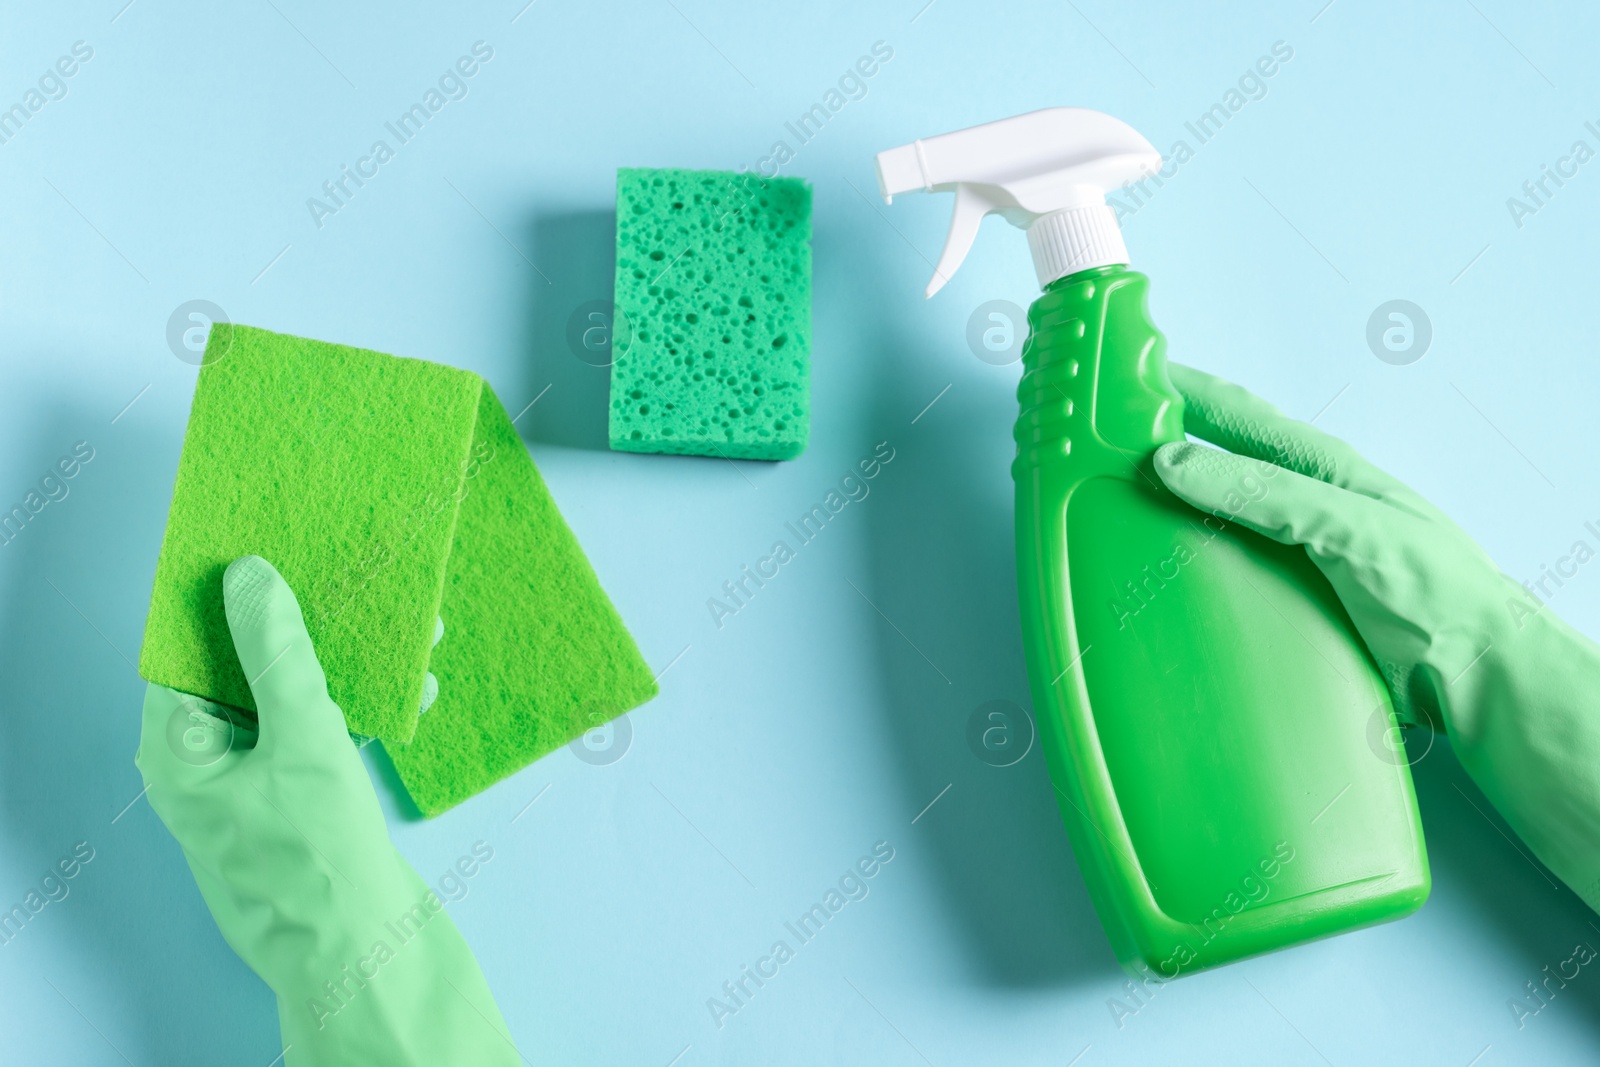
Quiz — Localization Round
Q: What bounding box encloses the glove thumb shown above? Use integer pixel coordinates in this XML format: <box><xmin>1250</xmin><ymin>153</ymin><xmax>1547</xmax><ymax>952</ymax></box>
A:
<box><xmin>223</xmin><ymin>555</ymin><xmax>344</xmax><ymax>748</ymax></box>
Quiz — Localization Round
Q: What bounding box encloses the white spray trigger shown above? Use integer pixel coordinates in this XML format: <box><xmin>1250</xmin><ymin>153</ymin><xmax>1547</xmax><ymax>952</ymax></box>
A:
<box><xmin>874</xmin><ymin>107</ymin><xmax>1161</xmax><ymax>297</ymax></box>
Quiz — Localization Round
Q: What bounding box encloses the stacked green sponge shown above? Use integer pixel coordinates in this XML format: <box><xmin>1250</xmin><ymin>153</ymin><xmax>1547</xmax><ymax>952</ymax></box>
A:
<box><xmin>610</xmin><ymin>168</ymin><xmax>812</xmax><ymax>461</ymax></box>
<box><xmin>141</xmin><ymin>325</ymin><xmax>658</xmax><ymax>816</ymax></box>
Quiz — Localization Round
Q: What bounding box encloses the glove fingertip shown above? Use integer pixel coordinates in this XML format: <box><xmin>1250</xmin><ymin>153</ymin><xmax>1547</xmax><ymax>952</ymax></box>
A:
<box><xmin>1154</xmin><ymin>440</ymin><xmax>1201</xmax><ymax>468</ymax></box>
<box><xmin>1154</xmin><ymin>439</ymin><xmax>1238</xmax><ymax>483</ymax></box>
<box><xmin>223</xmin><ymin>555</ymin><xmax>286</xmax><ymax>635</ymax></box>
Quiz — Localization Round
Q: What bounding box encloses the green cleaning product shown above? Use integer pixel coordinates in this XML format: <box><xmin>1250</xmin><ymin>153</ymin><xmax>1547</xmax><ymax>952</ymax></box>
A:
<box><xmin>876</xmin><ymin>108</ymin><xmax>1428</xmax><ymax>976</ymax></box>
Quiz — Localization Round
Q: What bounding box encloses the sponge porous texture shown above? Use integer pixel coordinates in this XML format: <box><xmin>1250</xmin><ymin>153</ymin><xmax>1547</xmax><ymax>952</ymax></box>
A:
<box><xmin>610</xmin><ymin>167</ymin><xmax>812</xmax><ymax>461</ymax></box>
<box><xmin>142</xmin><ymin>325</ymin><xmax>658</xmax><ymax>814</ymax></box>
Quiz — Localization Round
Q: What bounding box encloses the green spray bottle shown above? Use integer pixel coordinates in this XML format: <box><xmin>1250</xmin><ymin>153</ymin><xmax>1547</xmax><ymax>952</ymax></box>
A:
<box><xmin>876</xmin><ymin>108</ymin><xmax>1428</xmax><ymax>976</ymax></box>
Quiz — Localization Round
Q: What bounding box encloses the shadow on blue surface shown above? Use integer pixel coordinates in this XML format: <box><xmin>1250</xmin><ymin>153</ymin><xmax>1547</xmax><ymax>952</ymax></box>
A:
<box><xmin>855</xmin><ymin>314</ymin><xmax>1118</xmax><ymax>990</ymax></box>
<box><xmin>1407</xmin><ymin>731</ymin><xmax>1600</xmax><ymax>1025</ymax></box>
<box><xmin>515</xmin><ymin>209</ymin><xmax>617</xmax><ymax>451</ymax></box>
<box><xmin>0</xmin><ymin>403</ymin><xmax>280</xmax><ymax>1064</ymax></box>
<box><xmin>366</xmin><ymin>737</ymin><xmax>426</xmax><ymax>823</ymax></box>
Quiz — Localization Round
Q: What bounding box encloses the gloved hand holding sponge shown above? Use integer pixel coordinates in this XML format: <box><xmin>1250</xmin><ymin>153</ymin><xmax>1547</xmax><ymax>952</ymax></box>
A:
<box><xmin>1155</xmin><ymin>363</ymin><xmax>1600</xmax><ymax>912</ymax></box>
<box><xmin>133</xmin><ymin>165</ymin><xmax>813</xmax><ymax>1062</ymax></box>
<box><xmin>138</xmin><ymin>556</ymin><xmax>523</xmax><ymax>1066</ymax></box>
<box><xmin>139</xmin><ymin>163</ymin><xmax>816</xmax><ymax>818</ymax></box>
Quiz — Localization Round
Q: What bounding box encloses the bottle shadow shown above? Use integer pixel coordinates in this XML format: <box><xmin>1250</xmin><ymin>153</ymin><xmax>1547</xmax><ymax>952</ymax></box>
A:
<box><xmin>0</xmin><ymin>403</ymin><xmax>280</xmax><ymax>1061</ymax></box>
<box><xmin>507</xmin><ymin>209</ymin><xmax>619</xmax><ymax>452</ymax></box>
<box><xmin>855</xmin><ymin>321</ymin><xmax>1119</xmax><ymax>990</ymax></box>
<box><xmin>1406</xmin><ymin>732</ymin><xmax>1600</xmax><ymax>1034</ymax></box>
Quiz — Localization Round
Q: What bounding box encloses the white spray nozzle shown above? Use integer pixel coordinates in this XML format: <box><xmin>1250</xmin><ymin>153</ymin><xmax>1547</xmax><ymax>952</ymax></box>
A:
<box><xmin>874</xmin><ymin>107</ymin><xmax>1161</xmax><ymax>297</ymax></box>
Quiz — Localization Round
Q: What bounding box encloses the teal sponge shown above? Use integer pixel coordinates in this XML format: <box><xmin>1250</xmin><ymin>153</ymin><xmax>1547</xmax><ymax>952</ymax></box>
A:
<box><xmin>141</xmin><ymin>325</ymin><xmax>658</xmax><ymax>814</ymax></box>
<box><xmin>610</xmin><ymin>167</ymin><xmax>812</xmax><ymax>461</ymax></box>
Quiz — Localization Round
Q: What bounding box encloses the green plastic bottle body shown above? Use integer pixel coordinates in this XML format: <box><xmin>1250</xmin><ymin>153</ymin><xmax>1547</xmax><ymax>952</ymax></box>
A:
<box><xmin>1013</xmin><ymin>265</ymin><xmax>1429</xmax><ymax>976</ymax></box>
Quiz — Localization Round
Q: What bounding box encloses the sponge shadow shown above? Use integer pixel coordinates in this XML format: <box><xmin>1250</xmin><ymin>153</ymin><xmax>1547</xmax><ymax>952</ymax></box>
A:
<box><xmin>0</xmin><ymin>402</ymin><xmax>280</xmax><ymax>1061</ymax></box>
<box><xmin>365</xmin><ymin>741</ymin><xmax>426</xmax><ymax>822</ymax></box>
<box><xmin>515</xmin><ymin>210</ymin><xmax>618</xmax><ymax>451</ymax></box>
<box><xmin>856</xmin><ymin>325</ymin><xmax>1116</xmax><ymax>990</ymax></box>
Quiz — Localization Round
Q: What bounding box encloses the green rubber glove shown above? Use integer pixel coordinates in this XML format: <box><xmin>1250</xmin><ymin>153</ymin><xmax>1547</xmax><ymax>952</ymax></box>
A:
<box><xmin>135</xmin><ymin>556</ymin><xmax>523</xmax><ymax>1066</ymax></box>
<box><xmin>1154</xmin><ymin>364</ymin><xmax>1600</xmax><ymax>912</ymax></box>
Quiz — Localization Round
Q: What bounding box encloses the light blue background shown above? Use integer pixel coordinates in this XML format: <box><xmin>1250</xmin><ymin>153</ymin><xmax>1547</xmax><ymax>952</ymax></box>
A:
<box><xmin>1</xmin><ymin>0</ymin><xmax>1596</xmax><ymax>1063</ymax></box>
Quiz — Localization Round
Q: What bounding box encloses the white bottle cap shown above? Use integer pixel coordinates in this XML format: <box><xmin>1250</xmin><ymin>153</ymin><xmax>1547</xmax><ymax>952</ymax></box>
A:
<box><xmin>874</xmin><ymin>108</ymin><xmax>1160</xmax><ymax>297</ymax></box>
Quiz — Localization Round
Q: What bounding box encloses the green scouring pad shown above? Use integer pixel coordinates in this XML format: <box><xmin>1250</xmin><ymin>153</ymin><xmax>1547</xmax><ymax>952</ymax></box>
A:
<box><xmin>610</xmin><ymin>167</ymin><xmax>812</xmax><ymax>461</ymax></box>
<box><xmin>141</xmin><ymin>324</ymin><xmax>658</xmax><ymax>815</ymax></box>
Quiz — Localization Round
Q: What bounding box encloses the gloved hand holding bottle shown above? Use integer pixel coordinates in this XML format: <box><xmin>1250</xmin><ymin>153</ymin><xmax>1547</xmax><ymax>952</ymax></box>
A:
<box><xmin>1155</xmin><ymin>364</ymin><xmax>1600</xmax><ymax>912</ymax></box>
<box><xmin>878</xmin><ymin>109</ymin><xmax>1437</xmax><ymax>971</ymax></box>
<box><xmin>136</xmin><ymin>555</ymin><xmax>523</xmax><ymax>1066</ymax></box>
